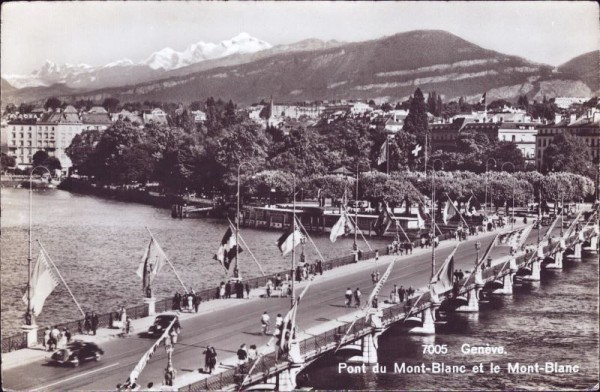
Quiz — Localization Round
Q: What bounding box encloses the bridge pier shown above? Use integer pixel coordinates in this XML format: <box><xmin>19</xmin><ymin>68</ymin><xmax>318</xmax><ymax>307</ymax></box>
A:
<box><xmin>408</xmin><ymin>301</ymin><xmax>438</xmax><ymax>335</ymax></box>
<box><xmin>277</xmin><ymin>340</ymin><xmax>304</xmax><ymax>392</ymax></box>
<box><xmin>144</xmin><ymin>297</ymin><xmax>157</xmax><ymax>316</ymax></box>
<box><xmin>454</xmin><ymin>287</ymin><xmax>479</xmax><ymax>312</ymax></box>
<box><xmin>566</xmin><ymin>243</ymin><xmax>582</xmax><ymax>260</ymax></box>
<box><xmin>21</xmin><ymin>324</ymin><xmax>39</xmax><ymax>348</ymax></box>
<box><xmin>348</xmin><ymin>310</ymin><xmax>383</xmax><ymax>364</ymax></box>
<box><xmin>521</xmin><ymin>257</ymin><xmax>541</xmax><ymax>282</ymax></box>
<box><xmin>545</xmin><ymin>251</ymin><xmax>563</xmax><ymax>270</ymax></box>
<box><xmin>583</xmin><ymin>234</ymin><xmax>598</xmax><ymax>253</ymax></box>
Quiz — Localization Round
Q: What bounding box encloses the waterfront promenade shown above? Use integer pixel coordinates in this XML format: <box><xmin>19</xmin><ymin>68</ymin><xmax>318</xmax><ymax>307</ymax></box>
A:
<box><xmin>2</xmin><ymin>220</ymin><xmax>563</xmax><ymax>391</ymax></box>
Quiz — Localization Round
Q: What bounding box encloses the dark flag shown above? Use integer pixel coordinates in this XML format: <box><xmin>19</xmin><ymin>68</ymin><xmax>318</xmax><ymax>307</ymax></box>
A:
<box><xmin>276</xmin><ymin>226</ymin><xmax>303</xmax><ymax>256</ymax></box>
<box><xmin>374</xmin><ymin>202</ymin><xmax>393</xmax><ymax>236</ymax></box>
<box><xmin>213</xmin><ymin>228</ymin><xmax>242</xmax><ymax>271</ymax></box>
<box><xmin>479</xmin><ymin>92</ymin><xmax>487</xmax><ymax>106</ymax></box>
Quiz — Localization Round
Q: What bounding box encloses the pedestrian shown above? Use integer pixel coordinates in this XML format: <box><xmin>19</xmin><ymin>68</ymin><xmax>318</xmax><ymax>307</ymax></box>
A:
<box><xmin>203</xmin><ymin>345</ymin><xmax>217</xmax><ymax>374</ymax></box>
<box><xmin>43</xmin><ymin>327</ymin><xmax>50</xmax><ymax>350</ymax></box>
<box><xmin>172</xmin><ymin>292</ymin><xmax>178</xmax><ymax>310</ymax></box>
<box><xmin>354</xmin><ymin>288</ymin><xmax>362</xmax><ymax>308</ymax></box>
<box><xmin>225</xmin><ymin>281</ymin><xmax>231</xmax><ymax>299</ymax></box>
<box><xmin>164</xmin><ymin>366</ymin><xmax>176</xmax><ymax>386</ymax></box>
<box><xmin>375</xmin><ymin>250</ymin><xmax>379</xmax><ymax>262</ymax></box>
<box><xmin>50</xmin><ymin>326</ymin><xmax>60</xmax><ymax>351</ymax></box>
<box><xmin>84</xmin><ymin>312</ymin><xmax>91</xmax><ymax>335</ymax></box>
<box><xmin>375</xmin><ymin>270</ymin><xmax>380</xmax><ymax>283</ymax></box>
<box><xmin>345</xmin><ymin>287</ymin><xmax>353</xmax><ymax>307</ymax></box>
<box><xmin>407</xmin><ymin>286</ymin><xmax>414</xmax><ymax>298</ymax></box>
<box><xmin>399</xmin><ymin>286</ymin><xmax>406</xmax><ymax>303</ymax></box>
<box><xmin>236</xmin><ymin>281</ymin><xmax>244</xmax><ymax>298</ymax></box>
<box><xmin>261</xmin><ymin>311</ymin><xmax>270</xmax><ymax>335</ymax></box>
<box><xmin>371</xmin><ymin>270</ymin><xmax>377</xmax><ymax>285</ymax></box>
<box><xmin>248</xmin><ymin>344</ymin><xmax>258</xmax><ymax>361</ymax></box>
<box><xmin>275</xmin><ymin>274</ymin><xmax>282</xmax><ymax>289</ymax></box>
<box><xmin>245</xmin><ymin>283</ymin><xmax>250</xmax><ymax>298</ymax></box>
<box><xmin>274</xmin><ymin>313</ymin><xmax>284</xmax><ymax>336</ymax></box>
<box><xmin>91</xmin><ymin>311</ymin><xmax>98</xmax><ymax>335</ymax></box>
<box><xmin>169</xmin><ymin>326</ymin><xmax>178</xmax><ymax>346</ymax></box>
<box><xmin>266</xmin><ymin>279</ymin><xmax>273</xmax><ymax>298</ymax></box>
<box><xmin>317</xmin><ymin>259</ymin><xmax>323</xmax><ymax>275</ymax></box>
<box><xmin>219</xmin><ymin>282</ymin><xmax>226</xmax><ymax>299</ymax></box>
<box><xmin>64</xmin><ymin>327</ymin><xmax>72</xmax><ymax>344</ymax></box>
<box><xmin>237</xmin><ymin>344</ymin><xmax>248</xmax><ymax>371</ymax></box>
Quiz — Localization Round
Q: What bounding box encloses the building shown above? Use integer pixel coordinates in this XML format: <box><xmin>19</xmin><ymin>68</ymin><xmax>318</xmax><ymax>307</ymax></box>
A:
<box><xmin>497</xmin><ymin>122</ymin><xmax>538</xmax><ymax>164</ymax></box>
<box><xmin>82</xmin><ymin>106</ymin><xmax>112</xmax><ymax>131</ymax></box>
<box><xmin>111</xmin><ymin>109</ymin><xmax>144</xmax><ymax>126</ymax></box>
<box><xmin>143</xmin><ymin>108</ymin><xmax>168</xmax><ymax>125</ymax></box>
<box><xmin>554</xmin><ymin>97</ymin><xmax>589</xmax><ymax>109</ymax></box>
<box><xmin>536</xmin><ymin>109</ymin><xmax>600</xmax><ymax>170</ymax></box>
<box><xmin>191</xmin><ymin>110</ymin><xmax>207</xmax><ymax>123</ymax></box>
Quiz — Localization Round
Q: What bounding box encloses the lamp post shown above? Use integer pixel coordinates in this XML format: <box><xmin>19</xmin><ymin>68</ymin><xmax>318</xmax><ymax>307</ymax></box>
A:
<box><xmin>428</xmin><ymin>159</ymin><xmax>444</xmax><ymax>280</ymax></box>
<box><xmin>501</xmin><ymin>162</ymin><xmax>515</xmax><ymax>229</ymax></box>
<box><xmin>26</xmin><ymin>165</ymin><xmax>52</xmax><ymax>325</ymax></box>
<box><xmin>291</xmin><ymin>173</ymin><xmax>297</xmax><ymax>307</ymax></box>
<box><xmin>235</xmin><ymin>162</ymin><xmax>255</xmax><ymax>280</ymax></box>
<box><xmin>484</xmin><ymin>158</ymin><xmax>497</xmax><ymax>216</ymax></box>
<box><xmin>354</xmin><ymin>161</ymin><xmax>371</xmax><ymax>252</ymax></box>
<box><xmin>475</xmin><ymin>240</ymin><xmax>481</xmax><ymax>270</ymax></box>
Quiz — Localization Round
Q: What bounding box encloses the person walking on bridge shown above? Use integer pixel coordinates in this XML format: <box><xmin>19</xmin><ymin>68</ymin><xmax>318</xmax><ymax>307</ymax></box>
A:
<box><xmin>345</xmin><ymin>287</ymin><xmax>353</xmax><ymax>307</ymax></box>
<box><xmin>203</xmin><ymin>345</ymin><xmax>217</xmax><ymax>374</ymax></box>
<box><xmin>354</xmin><ymin>288</ymin><xmax>362</xmax><ymax>308</ymax></box>
<box><xmin>260</xmin><ymin>311</ymin><xmax>271</xmax><ymax>335</ymax></box>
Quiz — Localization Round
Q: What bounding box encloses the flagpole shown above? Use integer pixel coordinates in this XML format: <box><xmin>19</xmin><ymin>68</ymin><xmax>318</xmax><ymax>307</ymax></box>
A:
<box><xmin>145</xmin><ymin>227</ymin><xmax>188</xmax><ymax>293</ymax></box>
<box><xmin>445</xmin><ymin>193</ymin><xmax>470</xmax><ymax>229</ymax></box>
<box><xmin>291</xmin><ymin>174</ymin><xmax>296</xmax><ymax>307</ymax></box>
<box><xmin>295</xmin><ymin>216</ymin><xmax>329</xmax><ymax>261</ymax></box>
<box><xmin>386</xmin><ymin>136</ymin><xmax>390</xmax><ymax>175</ymax></box>
<box><xmin>345</xmin><ymin>214</ymin><xmax>373</xmax><ymax>251</ymax></box>
<box><xmin>227</xmin><ymin>218</ymin><xmax>266</xmax><ymax>276</ymax></box>
<box><xmin>37</xmin><ymin>240</ymin><xmax>86</xmax><ymax>318</ymax></box>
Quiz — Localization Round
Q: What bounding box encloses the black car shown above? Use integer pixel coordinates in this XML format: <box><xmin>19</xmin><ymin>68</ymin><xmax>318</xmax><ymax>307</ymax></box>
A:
<box><xmin>147</xmin><ymin>314</ymin><xmax>181</xmax><ymax>337</ymax></box>
<box><xmin>50</xmin><ymin>342</ymin><xmax>104</xmax><ymax>367</ymax></box>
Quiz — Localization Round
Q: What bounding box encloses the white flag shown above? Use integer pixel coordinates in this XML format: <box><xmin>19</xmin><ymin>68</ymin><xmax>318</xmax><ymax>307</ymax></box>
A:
<box><xmin>330</xmin><ymin>212</ymin><xmax>355</xmax><ymax>242</ymax></box>
<box><xmin>136</xmin><ymin>238</ymin><xmax>168</xmax><ymax>293</ymax></box>
<box><xmin>22</xmin><ymin>251</ymin><xmax>60</xmax><ymax>317</ymax></box>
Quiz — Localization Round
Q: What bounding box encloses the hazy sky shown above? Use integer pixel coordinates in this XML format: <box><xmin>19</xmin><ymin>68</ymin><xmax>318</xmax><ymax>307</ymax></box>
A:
<box><xmin>1</xmin><ymin>1</ymin><xmax>598</xmax><ymax>75</ymax></box>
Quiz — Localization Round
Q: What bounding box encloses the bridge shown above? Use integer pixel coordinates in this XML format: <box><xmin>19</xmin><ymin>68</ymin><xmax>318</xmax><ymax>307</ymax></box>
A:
<box><xmin>1</xmin><ymin>208</ymin><xmax>598</xmax><ymax>391</ymax></box>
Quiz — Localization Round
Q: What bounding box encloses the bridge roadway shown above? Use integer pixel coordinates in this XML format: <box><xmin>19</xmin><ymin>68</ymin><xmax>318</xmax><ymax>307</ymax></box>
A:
<box><xmin>2</xmin><ymin>224</ymin><xmax>561</xmax><ymax>391</ymax></box>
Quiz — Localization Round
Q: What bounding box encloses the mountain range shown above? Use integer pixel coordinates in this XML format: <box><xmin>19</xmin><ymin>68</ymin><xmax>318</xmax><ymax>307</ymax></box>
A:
<box><xmin>2</xmin><ymin>30</ymin><xmax>597</xmax><ymax>106</ymax></box>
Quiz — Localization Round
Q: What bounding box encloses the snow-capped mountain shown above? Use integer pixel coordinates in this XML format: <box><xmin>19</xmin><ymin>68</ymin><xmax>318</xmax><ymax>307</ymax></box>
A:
<box><xmin>3</xmin><ymin>33</ymin><xmax>272</xmax><ymax>89</ymax></box>
<box><xmin>144</xmin><ymin>32</ymin><xmax>272</xmax><ymax>70</ymax></box>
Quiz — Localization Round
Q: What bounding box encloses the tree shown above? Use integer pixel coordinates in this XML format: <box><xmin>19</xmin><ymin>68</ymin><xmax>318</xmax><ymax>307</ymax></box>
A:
<box><xmin>381</xmin><ymin>102</ymin><xmax>393</xmax><ymax>112</ymax></box>
<box><xmin>542</xmin><ymin>133</ymin><xmax>593</xmax><ymax>177</ymax></box>
<box><xmin>32</xmin><ymin>150</ymin><xmax>49</xmax><ymax>167</ymax></box>
<box><xmin>66</xmin><ymin>129</ymin><xmax>102</xmax><ymax>175</ymax></box>
<box><xmin>44</xmin><ymin>97</ymin><xmax>62</xmax><ymax>111</ymax></box>
<box><xmin>269</xmin><ymin>127</ymin><xmax>328</xmax><ymax>176</ymax></box>
<box><xmin>102</xmin><ymin>97</ymin><xmax>120</xmax><ymax>113</ymax></box>
<box><xmin>402</xmin><ymin>88</ymin><xmax>429</xmax><ymax>143</ymax></box>
<box><xmin>1</xmin><ymin>153</ymin><xmax>16</xmax><ymax>171</ymax></box>
<box><xmin>44</xmin><ymin>156</ymin><xmax>62</xmax><ymax>172</ymax></box>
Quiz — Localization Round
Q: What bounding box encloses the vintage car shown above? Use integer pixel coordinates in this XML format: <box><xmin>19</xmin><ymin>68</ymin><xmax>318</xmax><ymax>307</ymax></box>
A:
<box><xmin>147</xmin><ymin>313</ymin><xmax>181</xmax><ymax>337</ymax></box>
<box><xmin>50</xmin><ymin>342</ymin><xmax>104</xmax><ymax>367</ymax></box>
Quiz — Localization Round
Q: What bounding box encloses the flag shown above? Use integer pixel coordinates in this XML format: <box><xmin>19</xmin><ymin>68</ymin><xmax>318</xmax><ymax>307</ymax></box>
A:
<box><xmin>277</xmin><ymin>226</ymin><xmax>304</xmax><ymax>256</ymax></box>
<box><xmin>136</xmin><ymin>238</ymin><xmax>168</xmax><ymax>293</ymax></box>
<box><xmin>122</xmin><ymin>318</ymin><xmax>176</xmax><ymax>388</ymax></box>
<box><xmin>411</xmin><ymin>144</ymin><xmax>423</xmax><ymax>157</ymax></box>
<box><xmin>416</xmin><ymin>205</ymin><xmax>426</xmax><ymax>229</ymax></box>
<box><xmin>469</xmin><ymin>191</ymin><xmax>482</xmax><ymax>213</ymax></box>
<box><xmin>374</xmin><ymin>202</ymin><xmax>393</xmax><ymax>236</ymax></box>
<box><xmin>442</xmin><ymin>199</ymin><xmax>459</xmax><ymax>224</ymax></box>
<box><xmin>213</xmin><ymin>228</ymin><xmax>242</xmax><ymax>271</ymax></box>
<box><xmin>430</xmin><ymin>245</ymin><xmax>458</xmax><ymax>296</ymax></box>
<box><xmin>330</xmin><ymin>211</ymin><xmax>355</xmax><ymax>242</ymax></box>
<box><xmin>479</xmin><ymin>92</ymin><xmax>487</xmax><ymax>105</ymax></box>
<box><xmin>377</xmin><ymin>140</ymin><xmax>388</xmax><ymax>165</ymax></box>
<box><xmin>496</xmin><ymin>225</ymin><xmax>534</xmax><ymax>251</ymax></box>
<box><xmin>22</xmin><ymin>251</ymin><xmax>60</xmax><ymax>317</ymax></box>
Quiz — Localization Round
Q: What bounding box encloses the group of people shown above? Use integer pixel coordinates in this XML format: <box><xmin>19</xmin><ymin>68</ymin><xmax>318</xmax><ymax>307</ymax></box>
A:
<box><xmin>389</xmin><ymin>284</ymin><xmax>415</xmax><ymax>304</ymax></box>
<box><xmin>295</xmin><ymin>260</ymin><xmax>323</xmax><ymax>282</ymax></box>
<box><xmin>388</xmin><ymin>238</ymin><xmax>414</xmax><ymax>255</ymax></box>
<box><xmin>83</xmin><ymin>312</ymin><xmax>99</xmax><ymax>335</ymax></box>
<box><xmin>344</xmin><ymin>287</ymin><xmax>362</xmax><ymax>308</ymax></box>
<box><xmin>43</xmin><ymin>325</ymin><xmax>72</xmax><ymax>351</ymax></box>
<box><xmin>453</xmin><ymin>269</ymin><xmax>466</xmax><ymax>283</ymax></box>
<box><xmin>217</xmin><ymin>281</ymin><xmax>249</xmax><ymax>299</ymax></box>
<box><xmin>172</xmin><ymin>290</ymin><xmax>202</xmax><ymax>312</ymax></box>
<box><xmin>371</xmin><ymin>270</ymin><xmax>381</xmax><ymax>285</ymax></box>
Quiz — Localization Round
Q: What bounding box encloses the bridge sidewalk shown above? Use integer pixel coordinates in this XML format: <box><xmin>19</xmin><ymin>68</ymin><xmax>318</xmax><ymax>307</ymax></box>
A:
<box><xmin>1</xmin><ymin>222</ymin><xmax>520</xmax><ymax>374</ymax></box>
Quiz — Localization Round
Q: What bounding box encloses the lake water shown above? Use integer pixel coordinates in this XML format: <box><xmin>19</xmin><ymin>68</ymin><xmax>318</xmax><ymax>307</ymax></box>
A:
<box><xmin>0</xmin><ymin>188</ymin><xmax>389</xmax><ymax>337</ymax></box>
